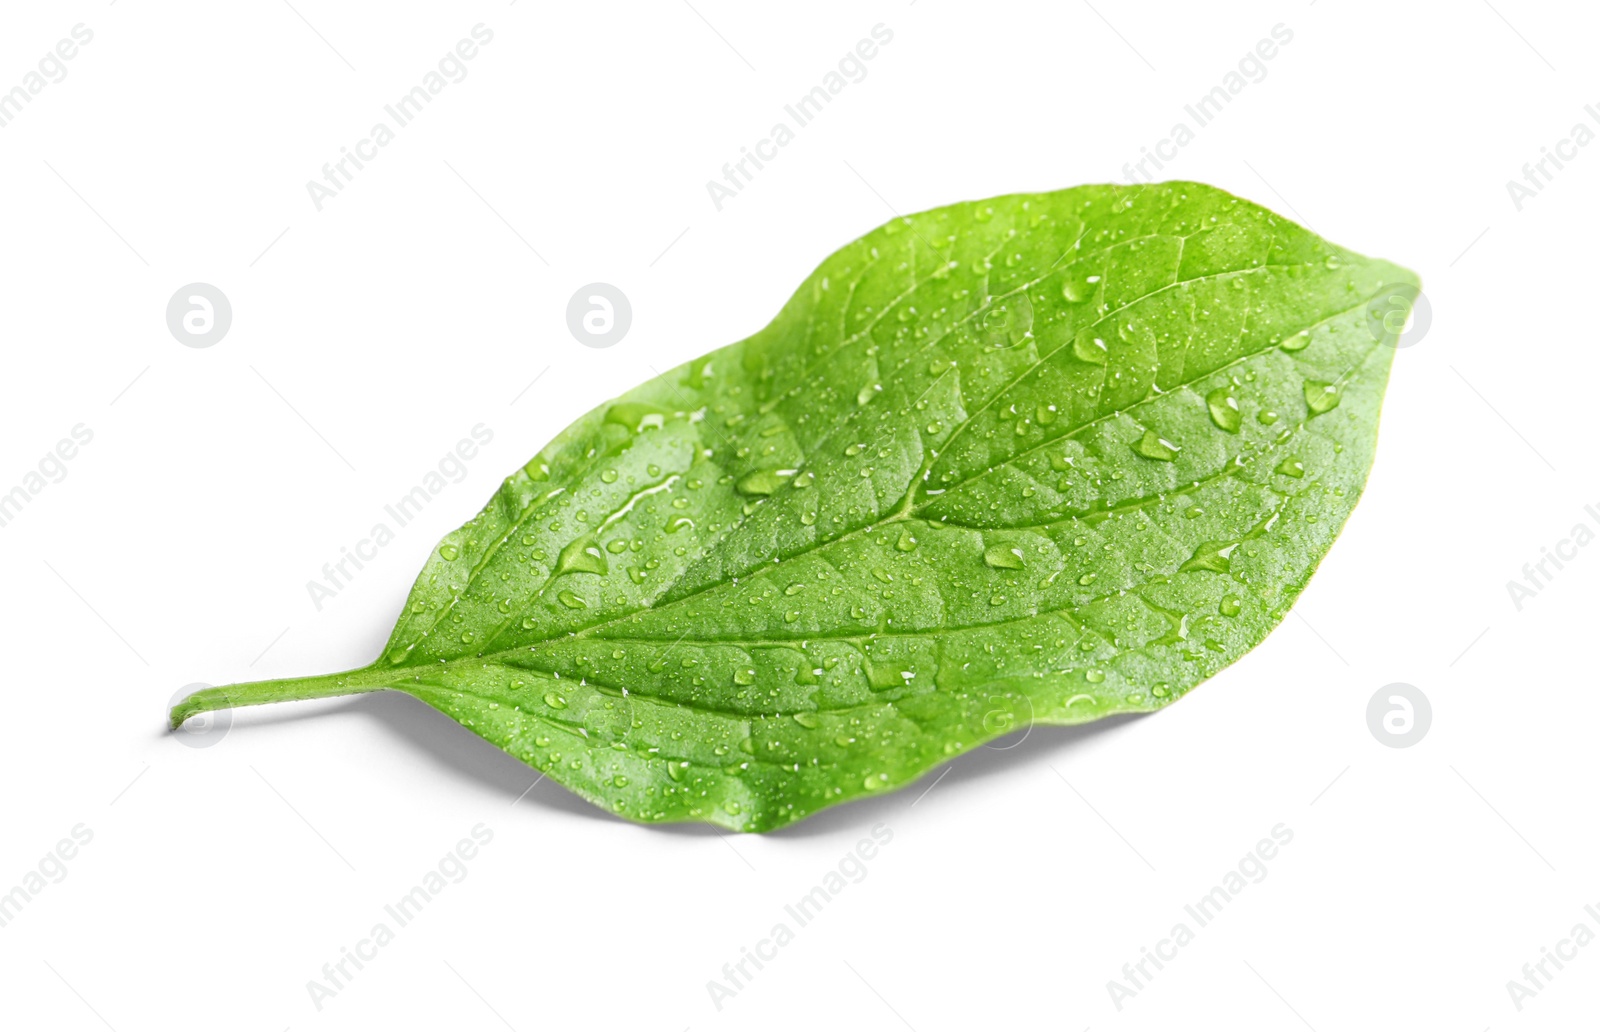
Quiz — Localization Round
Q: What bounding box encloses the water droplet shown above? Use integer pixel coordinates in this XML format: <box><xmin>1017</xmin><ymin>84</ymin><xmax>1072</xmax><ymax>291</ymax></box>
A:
<box><xmin>1133</xmin><ymin>429</ymin><xmax>1180</xmax><ymax>461</ymax></box>
<box><xmin>857</xmin><ymin>383</ymin><xmax>880</xmax><ymax>406</ymax></box>
<box><xmin>558</xmin><ymin>590</ymin><xmax>587</xmax><ymax>609</ymax></box>
<box><xmin>1258</xmin><ymin>409</ymin><xmax>1280</xmax><ymax>425</ymax></box>
<box><xmin>605</xmin><ymin>403</ymin><xmax>669</xmax><ymax>433</ymax></box>
<box><xmin>1180</xmin><ymin>541</ymin><xmax>1239</xmax><ymax>573</ymax></box>
<box><xmin>544</xmin><ymin>691</ymin><xmax>567</xmax><ymax>709</ymax></box>
<box><xmin>438</xmin><ymin>544</ymin><xmax>460</xmax><ymax>561</ymax></box>
<box><xmin>984</xmin><ymin>544</ymin><xmax>1025</xmax><ymax>569</ymax></box>
<box><xmin>1275</xmin><ymin>457</ymin><xmax>1305</xmax><ymax>478</ymax></box>
<box><xmin>734</xmin><ymin>667</ymin><xmax>756</xmax><ymax>686</ymax></box>
<box><xmin>1219</xmin><ymin>594</ymin><xmax>1243</xmax><ymax>617</ymax></box>
<box><xmin>1072</xmin><ymin>330</ymin><xmax>1109</xmax><ymax>365</ymax></box>
<box><xmin>600</xmin><ymin>469</ymin><xmax>618</xmax><ymax>483</ymax></box>
<box><xmin>896</xmin><ymin>529</ymin><xmax>919</xmax><ymax>552</ymax></box>
<box><xmin>1085</xmin><ymin>669</ymin><xmax>1105</xmax><ymax>683</ymax></box>
<box><xmin>1205</xmin><ymin>388</ymin><xmax>1241</xmax><ymax>433</ymax></box>
<box><xmin>1304</xmin><ymin>380</ymin><xmax>1341</xmax><ymax>415</ymax></box>
<box><xmin>1280</xmin><ymin>329</ymin><xmax>1312</xmax><ymax>352</ymax></box>
<box><xmin>1077</xmin><ymin>573</ymin><xmax>1096</xmax><ymax>586</ymax></box>
<box><xmin>555</xmin><ymin>535</ymin><xmax>608</xmax><ymax>576</ymax></box>
<box><xmin>736</xmin><ymin>468</ymin><xmax>789</xmax><ymax>496</ymax></box>
<box><xmin>793</xmin><ymin>712</ymin><xmax>820</xmax><ymax>729</ymax></box>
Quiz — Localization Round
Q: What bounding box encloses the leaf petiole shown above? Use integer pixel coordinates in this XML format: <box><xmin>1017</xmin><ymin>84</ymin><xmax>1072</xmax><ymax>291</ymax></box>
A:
<box><xmin>168</xmin><ymin>665</ymin><xmax>399</xmax><ymax>730</ymax></box>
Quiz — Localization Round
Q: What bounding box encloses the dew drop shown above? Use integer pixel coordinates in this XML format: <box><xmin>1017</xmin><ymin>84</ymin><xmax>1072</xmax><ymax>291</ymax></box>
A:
<box><xmin>1132</xmin><ymin>429</ymin><xmax>1180</xmax><ymax>461</ymax></box>
<box><xmin>1072</xmin><ymin>330</ymin><xmax>1109</xmax><ymax>365</ymax></box>
<box><xmin>1304</xmin><ymin>380</ymin><xmax>1342</xmax><ymax>415</ymax></box>
<box><xmin>1205</xmin><ymin>388</ymin><xmax>1241</xmax><ymax>433</ymax></box>
<box><xmin>736</xmin><ymin>468</ymin><xmax>789</xmax><ymax>496</ymax></box>
<box><xmin>1180</xmin><ymin>541</ymin><xmax>1239</xmax><ymax>573</ymax></box>
<box><xmin>1280</xmin><ymin>329</ymin><xmax>1312</xmax><ymax>352</ymax></box>
<box><xmin>983</xmin><ymin>544</ymin><xmax>1025</xmax><ymax>569</ymax></box>
<box><xmin>555</xmin><ymin>535</ymin><xmax>608</xmax><ymax>576</ymax></box>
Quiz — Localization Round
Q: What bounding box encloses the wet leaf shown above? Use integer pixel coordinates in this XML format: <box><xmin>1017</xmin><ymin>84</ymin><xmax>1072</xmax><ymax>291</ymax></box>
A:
<box><xmin>172</xmin><ymin>183</ymin><xmax>1416</xmax><ymax>831</ymax></box>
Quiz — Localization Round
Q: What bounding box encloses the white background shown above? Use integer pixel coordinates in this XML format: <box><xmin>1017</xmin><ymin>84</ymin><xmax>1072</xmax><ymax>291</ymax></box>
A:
<box><xmin>0</xmin><ymin>1</ymin><xmax>1594</xmax><ymax>1028</ymax></box>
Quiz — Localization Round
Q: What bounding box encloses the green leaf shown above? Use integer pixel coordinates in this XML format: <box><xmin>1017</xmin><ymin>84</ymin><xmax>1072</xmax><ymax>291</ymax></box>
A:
<box><xmin>173</xmin><ymin>182</ymin><xmax>1417</xmax><ymax>832</ymax></box>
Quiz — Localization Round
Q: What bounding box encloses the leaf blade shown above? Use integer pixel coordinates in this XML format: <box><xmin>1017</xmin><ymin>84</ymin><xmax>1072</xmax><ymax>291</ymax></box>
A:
<box><xmin>175</xmin><ymin>182</ymin><xmax>1416</xmax><ymax>831</ymax></box>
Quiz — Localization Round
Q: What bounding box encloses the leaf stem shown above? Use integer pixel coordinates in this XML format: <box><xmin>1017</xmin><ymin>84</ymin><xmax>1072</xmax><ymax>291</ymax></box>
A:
<box><xmin>168</xmin><ymin>664</ymin><xmax>400</xmax><ymax>730</ymax></box>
